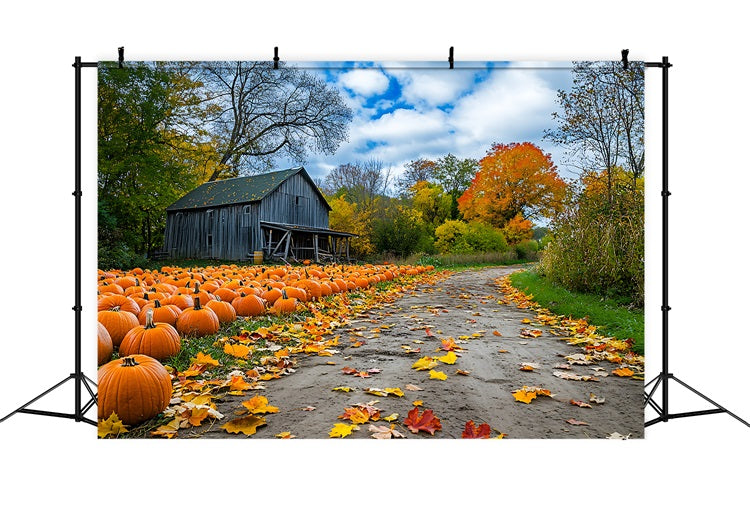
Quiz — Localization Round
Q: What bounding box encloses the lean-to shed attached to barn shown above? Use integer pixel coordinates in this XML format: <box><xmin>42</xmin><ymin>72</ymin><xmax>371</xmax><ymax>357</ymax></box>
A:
<box><xmin>163</xmin><ymin>167</ymin><xmax>354</xmax><ymax>262</ymax></box>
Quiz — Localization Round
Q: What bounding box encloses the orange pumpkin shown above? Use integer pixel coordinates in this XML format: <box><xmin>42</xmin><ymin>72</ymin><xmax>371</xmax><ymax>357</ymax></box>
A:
<box><xmin>176</xmin><ymin>297</ymin><xmax>220</xmax><ymax>337</ymax></box>
<box><xmin>97</xmin><ymin>321</ymin><xmax>113</xmax><ymax>366</ymax></box>
<box><xmin>97</xmin><ymin>294</ymin><xmax>140</xmax><ymax>315</ymax></box>
<box><xmin>120</xmin><ymin>309</ymin><xmax>181</xmax><ymax>361</ymax></box>
<box><xmin>97</xmin><ymin>355</ymin><xmax>172</xmax><ymax>426</ymax></box>
<box><xmin>272</xmin><ymin>289</ymin><xmax>297</xmax><ymax>314</ymax></box>
<box><xmin>206</xmin><ymin>297</ymin><xmax>237</xmax><ymax>324</ymax></box>
<box><xmin>231</xmin><ymin>293</ymin><xmax>266</xmax><ymax>317</ymax></box>
<box><xmin>138</xmin><ymin>299</ymin><xmax>181</xmax><ymax>326</ymax></box>
<box><xmin>98</xmin><ymin>308</ymin><xmax>139</xmax><ymax>348</ymax></box>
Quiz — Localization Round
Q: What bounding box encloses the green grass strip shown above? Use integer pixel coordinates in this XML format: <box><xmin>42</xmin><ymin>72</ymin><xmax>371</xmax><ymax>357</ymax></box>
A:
<box><xmin>509</xmin><ymin>270</ymin><xmax>644</xmax><ymax>355</ymax></box>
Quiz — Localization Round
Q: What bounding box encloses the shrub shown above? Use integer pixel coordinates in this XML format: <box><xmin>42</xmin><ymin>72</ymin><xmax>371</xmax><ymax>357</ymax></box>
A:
<box><xmin>513</xmin><ymin>239</ymin><xmax>539</xmax><ymax>260</ymax></box>
<box><xmin>464</xmin><ymin>222</ymin><xmax>509</xmax><ymax>252</ymax></box>
<box><xmin>434</xmin><ymin>220</ymin><xmax>470</xmax><ymax>253</ymax></box>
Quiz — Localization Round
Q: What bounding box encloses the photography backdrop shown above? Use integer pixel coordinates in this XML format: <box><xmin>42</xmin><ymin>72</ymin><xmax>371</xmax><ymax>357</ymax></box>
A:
<box><xmin>96</xmin><ymin>59</ymin><xmax>645</xmax><ymax>439</ymax></box>
<box><xmin>0</xmin><ymin>0</ymin><xmax>747</xmax><ymax>509</ymax></box>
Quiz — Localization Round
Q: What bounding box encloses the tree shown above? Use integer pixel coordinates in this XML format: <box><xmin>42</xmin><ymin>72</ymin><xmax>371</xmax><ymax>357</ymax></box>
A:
<box><xmin>321</xmin><ymin>160</ymin><xmax>393</xmax><ymax>208</ymax></box>
<box><xmin>432</xmin><ymin>154</ymin><xmax>478</xmax><ymax>219</ymax></box>
<box><xmin>98</xmin><ymin>63</ymin><xmax>207</xmax><ymax>264</ymax></box>
<box><xmin>373</xmin><ymin>206</ymin><xmax>433</xmax><ymax>258</ymax></box>
<box><xmin>458</xmin><ymin>142</ymin><xmax>567</xmax><ymax>228</ymax></box>
<box><xmin>545</xmin><ymin>61</ymin><xmax>644</xmax><ymax>200</ymax></box>
<box><xmin>327</xmin><ymin>196</ymin><xmax>377</xmax><ymax>256</ymax></box>
<box><xmin>410</xmin><ymin>181</ymin><xmax>451</xmax><ymax>228</ymax></box>
<box><xmin>396</xmin><ymin>158</ymin><xmax>438</xmax><ymax>195</ymax></box>
<box><xmin>199</xmin><ymin>61</ymin><xmax>353</xmax><ymax>180</ymax></box>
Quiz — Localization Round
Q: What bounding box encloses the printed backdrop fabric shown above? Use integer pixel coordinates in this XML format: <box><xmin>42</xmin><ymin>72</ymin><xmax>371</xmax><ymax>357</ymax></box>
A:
<box><xmin>96</xmin><ymin>60</ymin><xmax>645</xmax><ymax>439</ymax></box>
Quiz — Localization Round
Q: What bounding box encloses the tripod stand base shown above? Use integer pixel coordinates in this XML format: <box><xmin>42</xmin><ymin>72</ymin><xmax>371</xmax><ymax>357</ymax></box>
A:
<box><xmin>0</xmin><ymin>373</ymin><xmax>98</xmax><ymax>427</ymax></box>
<box><xmin>644</xmin><ymin>373</ymin><xmax>750</xmax><ymax>428</ymax></box>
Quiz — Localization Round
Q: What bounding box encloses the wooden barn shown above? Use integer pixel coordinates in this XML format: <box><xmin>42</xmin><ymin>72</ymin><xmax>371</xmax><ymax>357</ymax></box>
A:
<box><xmin>163</xmin><ymin>167</ymin><xmax>355</xmax><ymax>263</ymax></box>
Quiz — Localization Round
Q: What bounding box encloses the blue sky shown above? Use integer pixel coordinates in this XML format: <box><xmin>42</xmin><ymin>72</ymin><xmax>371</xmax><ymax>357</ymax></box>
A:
<box><xmin>277</xmin><ymin>61</ymin><xmax>576</xmax><ymax>186</ymax></box>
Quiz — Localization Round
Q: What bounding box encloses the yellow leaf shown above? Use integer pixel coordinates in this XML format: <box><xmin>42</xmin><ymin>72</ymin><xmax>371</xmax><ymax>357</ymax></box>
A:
<box><xmin>188</xmin><ymin>407</ymin><xmax>209</xmax><ymax>427</ymax></box>
<box><xmin>412</xmin><ymin>356</ymin><xmax>438</xmax><ymax>371</ymax></box>
<box><xmin>227</xmin><ymin>375</ymin><xmax>253</xmax><ymax>392</ymax></box>
<box><xmin>329</xmin><ymin>423</ymin><xmax>359</xmax><ymax>438</ymax></box>
<box><xmin>512</xmin><ymin>389</ymin><xmax>537</xmax><ymax>404</ymax></box>
<box><xmin>191</xmin><ymin>352</ymin><xmax>220</xmax><ymax>366</ymax></box>
<box><xmin>222</xmin><ymin>415</ymin><xmax>266</xmax><ymax>436</ymax></box>
<box><xmin>242</xmin><ymin>395</ymin><xmax>280</xmax><ymax>414</ymax></box>
<box><xmin>437</xmin><ymin>352</ymin><xmax>457</xmax><ymax>365</ymax></box>
<box><xmin>429</xmin><ymin>370</ymin><xmax>447</xmax><ymax>381</ymax></box>
<box><xmin>456</xmin><ymin>369</ymin><xmax>471</xmax><ymax>375</ymax></box>
<box><xmin>332</xmin><ymin>386</ymin><xmax>353</xmax><ymax>392</ymax></box>
<box><xmin>150</xmin><ymin>418</ymin><xmax>181</xmax><ymax>438</ymax></box>
<box><xmin>224</xmin><ymin>343</ymin><xmax>251</xmax><ymax>359</ymax></box>
<box><xmin>382</xmin><ymin>413</ymin><xmax>399</xmax><ymax>422</ymax></box>
<box><xmin>98</xmin><ymin>412</ymin><xmax>128</xmax><ymax>438</ymax></box>
<box><xmin>346</xmin><ymin>408</ymin><xmax>370</xmax><ymax>424</ymax></box>
<box><xmin>612</xmin><ymin>367</ymin><xmax>634</xmax><ymax>377</ymax></box>
<box><xmin>384</xmin><ymin>387</ymin><xmax>404</xmax><ymax>397</ymax></box>
<box><xmin>275</xmin><ymin>431</ymin><xmax>296</xmax><ymax>439</ymax></box>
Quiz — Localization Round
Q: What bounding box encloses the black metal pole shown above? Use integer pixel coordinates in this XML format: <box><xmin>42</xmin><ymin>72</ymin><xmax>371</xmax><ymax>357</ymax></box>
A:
<box><xmin>661</xmin><ymin>55</ymin><xmax>670</xmax><ymax>423</ymax></box>
<box><xmin>74</xmin><ymin>56</ymin><xmax>82</xmax><ymax>422</ymax></box>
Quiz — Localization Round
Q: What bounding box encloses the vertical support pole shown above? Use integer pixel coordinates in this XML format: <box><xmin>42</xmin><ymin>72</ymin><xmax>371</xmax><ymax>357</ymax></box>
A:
<box><xmin>661</xmin><ymin>56</ymin><xmax>671</xmax><ymax>422</ymax></box>
<box><xmin>313</xmin><ymin>234</ymin><xmax>319</xmax><ymax>263</ymax></box>
<box><xmin>346</xmin><ymin>238</ymin><xmax>350</xmax><ymax>262</ymax></box>
<box><xmin>283</xmin><ymin>230</ymin><xmax>291</xmax><ymax>260</ymax></box>
<box><xmin>73</xmin><ymin>56</ymin><xmax>83</xmax><ymax>422</ymax></box>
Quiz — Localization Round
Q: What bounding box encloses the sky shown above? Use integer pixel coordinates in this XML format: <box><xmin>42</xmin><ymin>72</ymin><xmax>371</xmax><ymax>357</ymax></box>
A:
<box><xmin>276</xmin><ymin>61</ymin><xmax>577</xmax><ymax>186</ymax></box>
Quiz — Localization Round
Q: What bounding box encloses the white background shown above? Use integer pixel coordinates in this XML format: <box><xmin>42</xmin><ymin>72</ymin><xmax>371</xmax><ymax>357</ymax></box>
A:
<box><xmin>1</xmin><ymin>1</ymin><xmax>748</xmax><ymax>509</ymax></box>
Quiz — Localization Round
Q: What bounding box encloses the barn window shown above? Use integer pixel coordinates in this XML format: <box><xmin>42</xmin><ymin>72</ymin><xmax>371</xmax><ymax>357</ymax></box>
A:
<box><xmin>241</xmin><ymin>205</ymin><xmax>251</xmax><ymax>228</ymax></box>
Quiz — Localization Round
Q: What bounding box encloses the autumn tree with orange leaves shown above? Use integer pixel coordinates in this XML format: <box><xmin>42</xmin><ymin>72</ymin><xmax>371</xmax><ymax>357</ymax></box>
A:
<box><xmin>457</xmin><ymin>142</ymin><xmax>567</xmax><ymax>229</ymax></box>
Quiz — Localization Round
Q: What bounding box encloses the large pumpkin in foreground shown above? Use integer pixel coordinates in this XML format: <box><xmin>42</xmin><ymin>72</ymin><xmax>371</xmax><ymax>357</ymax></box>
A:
<box><xmin>98</xmin><ymin>355</ymin><xmax>172</xmax><ymax>426</ymax></box>
<box><xmin>119</xmin><ymin>309</ymin><xmax>181</xmax><ymax>361</ymax></box>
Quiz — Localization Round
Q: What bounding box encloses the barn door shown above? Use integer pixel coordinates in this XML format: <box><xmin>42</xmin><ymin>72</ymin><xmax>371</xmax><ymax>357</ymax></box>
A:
<box><xmin>205</xmin><ymin>209</ymin><xmax>214</xmax><ymax>258</ymax></box>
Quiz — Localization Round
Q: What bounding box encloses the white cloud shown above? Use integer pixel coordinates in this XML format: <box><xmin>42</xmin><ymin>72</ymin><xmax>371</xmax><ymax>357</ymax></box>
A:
<box><xmin>390</xmin><ymin>68</ymin><xmax>477</xmax><ymax>107</ymax></box>
<box><xmin>337</xmin><ymin>68</ymin><xmax>390</xmax><ymax>97</ymax></box>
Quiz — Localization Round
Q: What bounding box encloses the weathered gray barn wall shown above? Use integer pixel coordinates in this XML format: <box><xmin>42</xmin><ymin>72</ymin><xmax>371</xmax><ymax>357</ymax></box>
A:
<box><xmin>258</xmin><ymin>172</ymin><xmax>329</xmax><ymax>229</ymax></box>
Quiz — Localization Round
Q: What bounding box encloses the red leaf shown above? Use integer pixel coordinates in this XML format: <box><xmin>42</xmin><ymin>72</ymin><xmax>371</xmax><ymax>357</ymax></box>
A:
<box><xmin>461</xmin><ymin>420</ymin><xmax>492</xmax><ymax>439</ymax></box>
<box><xmin>403</xmin><ymin>407</ymin><xmax>442</xmax><ymax>435</ymax></box>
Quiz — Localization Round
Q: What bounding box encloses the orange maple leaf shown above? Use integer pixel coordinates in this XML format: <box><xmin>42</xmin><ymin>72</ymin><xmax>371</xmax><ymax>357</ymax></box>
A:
<box><xmin>403</xmin><ymin>406</ymin><xmax>442</xmax><ymax>435</ymax></box>
<box><xmin>462</xmin><ymin>420</ymin><xmax>492</xmax><ymax>439</ymax></box>
<box><xmin>612</xmin><ymin>367</ymin><xmax>634</xmax><ymax>377</ymax></box>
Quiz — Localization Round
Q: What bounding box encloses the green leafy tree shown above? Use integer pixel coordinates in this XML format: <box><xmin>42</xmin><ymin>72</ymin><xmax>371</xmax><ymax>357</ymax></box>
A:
<box><xmin>433</xmin><ymin>154</ymin><xmax>478</xmax><ymax>219</ymax></box>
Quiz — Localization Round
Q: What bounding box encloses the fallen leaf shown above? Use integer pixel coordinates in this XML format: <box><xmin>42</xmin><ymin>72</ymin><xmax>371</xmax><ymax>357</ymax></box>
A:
<box><xmin>497</xmin><ymin>349</ymin><xmax>508</xmax><ymax>353</ymax></box>
<box><xmin>520</xmin><ymin>328</ymin><xmax>543</xmax><ymax>338</ymax></box>
<box><xmin>382</xmin><ymin>413</ymin><xmax>399</xmax><ymax>422</ymax></box>
<box><xmin>403</xmin><ymin>407</ymin><xmax>442</xmax><ymax>435</ymax></box>
<box><xmin>242</xmin><ymin>395</ymin><xmax>280</xmax><ymax>414</ymax></box>
<box><xmin>222</xmin><ymin>415</ymin><xmax>266</xmax><ymax>436</ymax></box>
<box><xmin>405</xmin><ymin>384</ymin><xmax>423</xmax><ymax>391</ymax></box>
<box><xmin>150</xmin><ymin>418</ymin><xmax>180</xmax><ymax>439</ymax></box>
<box><xmin>437</xmin><ymin>352</ymin><xmax>458</xmax><ymax>365</ymax></box>
<box><xmin>369</xmin><ymin>424</ymin><xmax>405</xmax><ymax>439</ymax></box>
<box><xmin>566</xmin><ymin>418</ymin><xmax>589</xmax><ymax>426</ymax></box>
<box><xmin>340</xmin><ymin>407</ymin><xmax>370</xmax><ymax>424</ymax></box>
<box><xmin>607</xmin><ymin>432</ymin><xmax>631</xmax><ymax>440</ymax></box>
<box><xmin>191</xmin><ymin>352</ymin><xmax>220</xmax><ymax>367</ymax></box>
<box><xmin>519</xmin><ymin>365</ymin><xmax>536</xmax><ymax>372</ymax></box>
<box><xmin>224</xmin><ymin>343</ymin><xmax>251</xmax><ymax>359</ymax></box>
<box><xmin>429</xmin><ymin>370</ymin><xmax>448</xmax><ymax>380</ymax></box>
<box><xmin>412</xmin><ymin>356</ymin><xmax>438</xmax><ymax>371</ymax></box>
<box><xmin>332</xmin><ymin>386</ymin><xmax>354</xmax><ymax>392</ymax></box>
<box><xmin>553</xmin><ymin>371</ymin><xmax>599</xmax><ymax>382</ymax></box>
<box><xmin>188</xmin><ymin>407</ymin><xmax>210</xmax><ymax>426</ymax></box>
<box><xmin>412</xmin><ymin>400</ymin><xmax>423</xmax><ymax>406</ymax></box>
<box><xmin>570</xmin><ymin>399</ymin><xmax>593</xmax><ymax>408</ymax></box>
<box><xmin>301</xmin><ymin>406</ymin><xmax>316</xmax><ymax>411</ymax></box>
<box><xmin>512</xmin><ymin>389</ymin><xmax>537</xmax><ymax>404</ymax></box>
<box><xmin>275</xmin><ymin>431</ymin><xmax>296</xmax><ymax>439</ymax></box>
<box><xmin>462</xmin><ymin>420</ymin><xmax>492</xmax><ymax>439</ymax></box>
<box><xmin>492</xmin><ymin>330</ymin><xmax>503</xmax><ymax>336</ymax></box>
<box><xmin>98</xmin><ymin>412</ymin><xmax>128</xmax><ymax>438</ymax></box>
<box><xmin>612</xmin><ymin>367</ymin><xmax>634</xmax><ymax>377</ymax></box>
<box><xmin>456</xmin><ymin>369</ymin><xmax>471</xmax><ymax>376</ymax></box>
<box><xmin>521</xmin><ymin>318</ymin><xmax>532</xmax><ymax>324</ymax></box>
<box><xmin>329</xmin><ymin>423</ymin><xmax>359</xmax><ymax>438</ymax></box>
<box><xmin>425</xmin><ymin>328</ymin><xmax>436</xmax><ymax>337</ymax></box>
<box><xmin>589</xmin><ymin>393</ymin><xmax>606</xmax><ymax>404</ymax></box>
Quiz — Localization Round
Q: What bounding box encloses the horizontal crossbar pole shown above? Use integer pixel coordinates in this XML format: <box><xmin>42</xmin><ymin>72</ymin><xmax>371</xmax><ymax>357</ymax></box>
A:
<box><xmin>667</xmin><ymin>409</ymin><xmax>726</xmax><ymax>420</ymax></box>
<box><xmin>18</xmin><ymin>409</ymin><xmax>78</xmax><ymax>420</ymax></box>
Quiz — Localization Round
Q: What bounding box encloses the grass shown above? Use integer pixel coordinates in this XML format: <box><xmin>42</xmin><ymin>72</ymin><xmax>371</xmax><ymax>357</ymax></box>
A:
<box><xmin>509</xmin><ymin>270</ymin><xmax>644</xmax><ymax>355</ymax></box>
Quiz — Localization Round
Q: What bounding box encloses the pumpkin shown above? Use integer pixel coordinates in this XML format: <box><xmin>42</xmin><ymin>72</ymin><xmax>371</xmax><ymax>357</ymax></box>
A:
<box><xmin>97</xmin><ymin>294</ymin><xmax>140</xmax><ymax>315</ymax></box>
<box><xmin>120</xmin><ymin>309</ymin><xmax>181</xmax><ymax>361</ymax></box>
<box><xmin>213</xmin><ymin>287</ymin><xmax>239</xmax><ymax>302</ymax></box>
<box><xmin>282</xmin><ymin>286</ymin><xmax>307</xmax><ymax>302</ymax></box>
<box><xmin>272</xmin><ymin>289</ymin><xmax>298</xmax><ymax>314</ymax></box>
<box><xmin>138</xmin><ymin>299</ymin><xmax>181</xmax><ymax>326</ymax></box>
<box><xmin>231</xmin><ymin>293</ymin><xmax>266</xmax><ymax>317</ymax></box>
<box><xmin>163</xmin><ymin>293</ymin><xmax>194</xmax><ymax>310</ymax></box>
<box><xmin>261</xmin><ymin>286</ymin><xmax>282</xmax><ymax>304</ymax></box>
<box><xmin>97</xmin><ymin>355</ymin><xmax>172</xmax><ymax>426</ymax></box>
<box><xmin>97</xmin><ymin>321</ymin><xmax>113</xmax><ymax>366</ymax></box>
<box><xmin>296</xmin><ymin>278</ymin><xmax>322</xmax><ymax>300</ymax></box>
<box><xmin>176</xmin><ymin>297</ymin><xmax>220</xmax><ymax>337</ymax></box>
<box><xmin>206</xmin><ymin>297</ymin><xmax>237</xmax><ymax>324</ymax></box>
<box><xmin>190</xmin><ymin>282</ymin><xmax>215</xmax><ymax>305</ymax></box>
<box><xmin>98</xmin><ymin>308</ymin><xmax>140</xmax><ymax>348</ymax></box>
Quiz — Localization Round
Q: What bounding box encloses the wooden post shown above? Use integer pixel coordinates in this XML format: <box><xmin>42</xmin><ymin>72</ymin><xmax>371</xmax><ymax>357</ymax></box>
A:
<box><xmin>346</xmin><ymin>238</ymin><xmax>350</xmax><ymax>261</ymax></box>
<box><xmin>332</xmin><ymin>237</ymin><xmax>337</xmax><ymax>262</ymax></box>
<box><xmin>313</xmin><ymin>234</ymin><xmax>319</xmax><ymax>263</ymax></box>
<box><xmin>284</xmin><ymin>230</ymin><xmax>291</xmax><ymax>260</ymax></box>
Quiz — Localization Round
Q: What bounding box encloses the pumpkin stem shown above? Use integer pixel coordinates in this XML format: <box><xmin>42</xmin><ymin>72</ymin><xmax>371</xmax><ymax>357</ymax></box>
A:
<box><xmin>143</xmin><ymin>292</ymin><xmax>150</xmax><ymax>301</ymax></box>
<box><xmin>281</xmin><ymin>289</ymin><xmax>289</xmax><ymax>300</ymax></box>
<box><xmin>154</xmin><ymin>299</ymin><xmax>162</xmax><ymax>308</ymax></box>
<box><xmin>110</xmin><ymin>306</ymin><xmax>121</xmax><ymax>312</ymax></box>
<box><xmin>194</xmin><ymin>282</ymin><xmax>200</xmax><ymax>294</ymax></box>
<box><xmin>145</xmin><ymin>308</ymin><xmax>156</xmax><ymax>329</ymax></box>
<box><xmin>121</xmin><ymin>356</ymin><xmax>139</xmax><ymax>367</ymax></box>
<box><xmin>135</xmin><ymin>278</ymin><xmax>140</xmax><ymax>286</ymax></box>
<box><xmin>194</xmin><ymin>296</ymin><xmax>202</xmax><ymax>310</ymax></box>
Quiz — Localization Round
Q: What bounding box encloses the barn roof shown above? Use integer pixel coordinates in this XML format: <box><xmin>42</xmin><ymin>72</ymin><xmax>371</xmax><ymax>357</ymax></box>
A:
<box><xmin>166</xmin><ymin>167</ymin><xmax>330</xmax><ymax>212</ymax></box>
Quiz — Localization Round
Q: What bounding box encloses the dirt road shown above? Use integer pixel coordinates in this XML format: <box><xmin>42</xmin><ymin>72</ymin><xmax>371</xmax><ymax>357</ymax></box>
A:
<box><xmin>200</xmin><ymin>266</ymin><xmax>644</xmax><ymax>439</ymax></box>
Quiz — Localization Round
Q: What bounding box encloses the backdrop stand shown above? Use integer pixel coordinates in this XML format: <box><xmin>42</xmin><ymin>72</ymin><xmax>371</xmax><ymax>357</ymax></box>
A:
<box><xmin>644</xmin><ymin>56</ymin><xmax>749</xmax><ymax>429</ymax></box>
<box><xmin>0</xmin><ymin>56</ymin><xmax>98</xmax><ymax>427</ymax></box>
